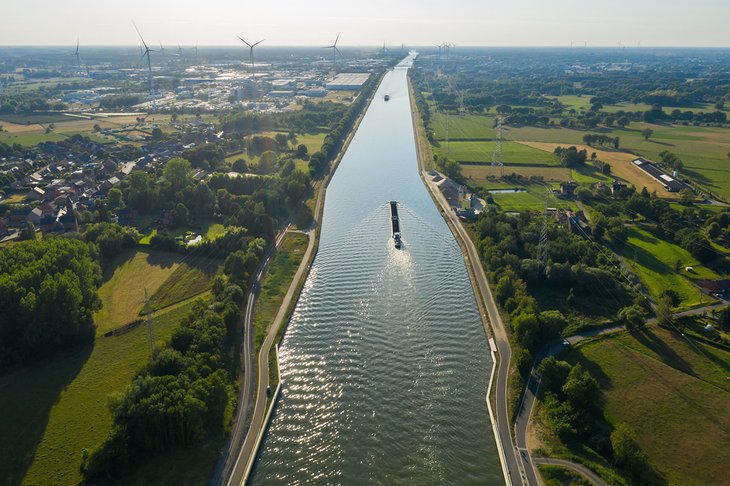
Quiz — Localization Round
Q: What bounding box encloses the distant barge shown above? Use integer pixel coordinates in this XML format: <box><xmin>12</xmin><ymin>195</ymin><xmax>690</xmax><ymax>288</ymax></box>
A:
<box><xmin>390</xmin><ymin>201</ymin><xmax>401</xmax><ymax>248</ymax></box>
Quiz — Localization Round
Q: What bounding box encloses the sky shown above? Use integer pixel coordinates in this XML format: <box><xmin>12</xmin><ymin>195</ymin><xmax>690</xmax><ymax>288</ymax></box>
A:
<box><xmin>1</xmin><ymin>0</ymin><xmax>729</xmax><ymax>47</ymax></box>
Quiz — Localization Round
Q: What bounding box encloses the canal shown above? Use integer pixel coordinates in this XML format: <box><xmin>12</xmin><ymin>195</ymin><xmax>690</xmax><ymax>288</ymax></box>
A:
<box><xmin>251</xmin><ymin>54</ymin><xmax>503</xmax><ymax>484</ymax></box>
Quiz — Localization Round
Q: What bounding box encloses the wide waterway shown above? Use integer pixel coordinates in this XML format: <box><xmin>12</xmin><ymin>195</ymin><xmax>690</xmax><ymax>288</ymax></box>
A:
<box><xmin>251</xmin><ymin>54</ymin><xmax>503</xmax><ymax>484</ymax></box>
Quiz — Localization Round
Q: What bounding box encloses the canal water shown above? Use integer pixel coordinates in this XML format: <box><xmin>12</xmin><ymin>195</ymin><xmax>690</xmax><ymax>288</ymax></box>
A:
<box><xmin>251</xmin><ymin>55</ymin><xmax>502</xmax><ymax>485</ymax></box>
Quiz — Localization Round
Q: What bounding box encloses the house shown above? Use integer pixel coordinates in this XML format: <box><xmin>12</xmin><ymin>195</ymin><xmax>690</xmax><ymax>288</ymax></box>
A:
<box><xmin>696</xmin><ymin>279</ymin><xmax>730</xmax><ymax>294</ymax></box>
<box><xmin>25</xmin><ymin>187</ymin><xmax>45</xmax><ymax>201</ymax></box>
<box><xmin>611</xmin><ymin>179</ymin><xmax>627</xmax><ymax>195</ymax></box>
<box><xmin>25</xmin><ymin>207</ymin><xmax>43</xmax><ymax>226</ymax></box>
<box><xmin>559</xmin><ymin>182</ymin><xmax>578</xmax><ymax>198</ymax></box>
<box><xmin>561</xmin><ymin>209</ymin><xmax>591</xmax><ymax>236</ymax></box>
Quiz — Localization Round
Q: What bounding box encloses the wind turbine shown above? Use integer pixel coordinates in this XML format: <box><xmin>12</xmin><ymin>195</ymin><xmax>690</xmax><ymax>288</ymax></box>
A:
<box><xmin>237</xmin><ymin>36</ymin><xmax>265</xmax><ymax>98</ymax></box>
<box><xmin>435</xmin><ymin>44</ymin><xmax>442</xmax><ymax>60</ymax></box>
<box><xmin>133</xmin><ymin>21</ymin><xmax>157</xmax><ymax>112</ymax></box>
<box><xmin>72</xmin><ymin>39</ymin><xmax>82</xmax><ymax>74</ymax></box>
<box><xmin>324</xmin><ymin>33</ymin><xmax>342</xmax><ymax>74</ymax></box>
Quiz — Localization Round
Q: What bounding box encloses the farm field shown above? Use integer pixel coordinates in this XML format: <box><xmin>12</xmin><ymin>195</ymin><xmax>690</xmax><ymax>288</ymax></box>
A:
<box><xmin>518</xmin><ymin>141</ymin><xmax>671</xmax><ymax>196</ymax></box>
<box><xmin>439</xmin><ymin>140</ymin><xmax>560</xmax><ymax>165</ymax></box>
<box><xmin>0</xmin><ymin>298</ymin><xmax>202</xmax><ymax>486</ymax></box>
<box><xmin>430</xmin><ymin>112</ymin><xmax>496</xmax><ymax>140</ymax></box>
<box><xmin>506</xmin><ymin>122</ymin><xmax>730</xmax><ymax>199</ymax></box>
<box><xmin>567</xmin><ymin>326</ymin><xmax>730</xmax><ymax>486</ymax></box>
<box><xmin>550</xmin><ymin>95</ymin><xmax>724</xmax><ymax>115</ymax></box>
<box><xmin>617</xmin><ymin>226</ymin><xmax>716</xmax><ymax>310</ymax></box>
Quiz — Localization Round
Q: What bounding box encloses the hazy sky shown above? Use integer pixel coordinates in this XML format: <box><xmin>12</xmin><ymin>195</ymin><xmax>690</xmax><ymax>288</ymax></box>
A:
<box><xmin>1</xmin><ymin>0</ymin><xmax>729</xmax><ymax>47</ymax></box>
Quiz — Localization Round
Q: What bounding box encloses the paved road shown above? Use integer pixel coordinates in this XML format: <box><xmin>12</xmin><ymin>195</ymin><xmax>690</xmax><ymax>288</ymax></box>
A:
<box><xmin>533</xmin><ymin>457</ymin><xmax>611</xmax><ymax>486</ymax></box>
<box><xmin>227</xmin><ymin>229</ymin><xmax>316</xmax><ymax>486</ymax></box>
<box><xmin>409</xmin><ymin>82</ymin><xmax>521</xmax><ymax>486</ymax></box>
<box><xmin>216</xmin><ymin>226</ymin><xmax>290</xmax><ymax>485</ymax></box>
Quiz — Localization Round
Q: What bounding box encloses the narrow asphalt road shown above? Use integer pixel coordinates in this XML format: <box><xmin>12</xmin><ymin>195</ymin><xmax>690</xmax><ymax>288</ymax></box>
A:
<box><xmin>216</xmin><ymin>226</ymin><xmax>290</xmax><ymax>485</ymax></box>
<box><xmin>533</xmin><ymin>457</ymin><xmax>611</xmax><ymax>486</ymax></box>
<box><xmin>226</xmin><ymin>229</ymin><xmax>316</xmax><ymax>486</ymax></box>
<box><xmin>409</xmin><ymin>81</ymin><xmax>521</xmax><ymax>486</ymax></box>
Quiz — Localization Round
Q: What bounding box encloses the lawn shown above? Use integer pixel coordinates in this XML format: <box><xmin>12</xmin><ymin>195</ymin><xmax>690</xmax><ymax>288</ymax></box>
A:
<box><xmin>617</xmin><ymin>226</ymin><xmax>716</xmax><ymax>310</ymax></box>
<box><xmin>430</xmin><ymin>113</ymin><xmax>496</xmax><ymax>140</ymax></box>
<box><xmin>253</xmin><ymin>232</ymin><xmax>309</xmax><ymax>351</ymax></box>
<box><xmin>0</xmin><ymin>298</ymin><xmax>202</xmax><ymax>486</ymax></box>
<box><xmin>462</xmin><ymin>165</ymin><xmax>572</xmax><ymax>184</ymax></box>
<box><xmin>439</xmin><ymin>140</ymin><xmax>560</xmax><ymax>166</ymax></box>
<box><xmin>94</xmin><ymin>250</ymin><xmax>182</xmax><ymax>335</ymax></box>
<box><xmin>488</xmin><ymin>183</ymin><xmax>570</xmax><ymax>212</ymax></box>
<box><xmin>567</xmin><ymin>326</ymin><xmax>730</xmax><ymax>486</ymax></box>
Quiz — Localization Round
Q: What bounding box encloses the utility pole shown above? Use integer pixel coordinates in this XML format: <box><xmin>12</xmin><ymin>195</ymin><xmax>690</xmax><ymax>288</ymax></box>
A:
<box><xmin>492</xmin><ymin>117</ymin><xmax>504</xmax><ymax>177</ymax></box>
<box><xmin>143</xmin><ymin>288</ymin><xmax>155</xmax><ymax>355</ymax></box>
<box><xmin>538</xmin><ymin>190</ymin><xmax>550</xmax><ymax>275</ymax></box>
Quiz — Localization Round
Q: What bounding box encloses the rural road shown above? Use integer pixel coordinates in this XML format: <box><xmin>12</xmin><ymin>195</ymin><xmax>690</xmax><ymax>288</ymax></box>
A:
<box><xmin>409</xmin><ymin>81</ymin><xmax>522</xmax><ymax>485</ymax></box>
<box><xmin>226</xmin><ymin>228</ymin><xmax>315</xmax><ymax>485</ymax></box>
<box><xmin>533</xmin><ymin>457</ymin><xmax>611</xmax><ymax>486</ymax></box>
<box><xmin>214</xmin><ymin>225</ymin><xmax>290</xmax><ymax>485</ymax></box>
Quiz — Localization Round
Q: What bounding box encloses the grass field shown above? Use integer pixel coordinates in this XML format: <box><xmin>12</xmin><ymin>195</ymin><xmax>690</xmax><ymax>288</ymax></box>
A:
<box><xmin>438</xmin><ymin>140</ymin><xmax>560</xmax><ymax>165</ymax></box>
<box><xmin>0</xmin><ymin>298</ymin><xmax>202</xmax><ymax>486</ymax></box>
<box><xmin>94</xmin><ymin>250</ymin><xmax>182</xmax><ymax>335</ymax></box>
<box><xmin>505</xmin><ymin>122</ymin><xmax>730</xmax><ymax>199</ymax></box>
<box><xmin>253</xmin><ymin>232</ymin><xmax>309</xmax><ymax>351</ymax></box>
<box><xmin>567</xmin><ymin>326</ymin><xmax>730</xmax><ymax>486</ymax></box>
<box><xmin>488</xmin><ymin>183</ymin><xmax>570</xmax><ymax>212</ymax></box>
<box><xmin>430</xmin><ymin>113</ymin><xmax>496</xmax><ymax>140</ymax></box>
<box><xmin>518</xmin><ymin>141</ymin><xmax>671</xmax><ymax>196</ymax></box>
<box><xmin>149</xmin><ymin>256</ymin><xmax>219</xmax><ymax>311</ymax></box>
<box><xmin>617</xmin><ymin>226</ymin><xmax>716</xmax><ymax>310</ymax></box>
<box><xmin>462</xmin><ymin>165</ymin><xmax>572</xmax><ymax>183</ymax></box>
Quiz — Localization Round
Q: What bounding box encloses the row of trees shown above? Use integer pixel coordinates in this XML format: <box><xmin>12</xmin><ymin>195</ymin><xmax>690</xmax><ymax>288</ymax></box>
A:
<box><xmin>307</xmin><ymin>72</ymin><xmax>382</xmax><ymax>176</ymax></box>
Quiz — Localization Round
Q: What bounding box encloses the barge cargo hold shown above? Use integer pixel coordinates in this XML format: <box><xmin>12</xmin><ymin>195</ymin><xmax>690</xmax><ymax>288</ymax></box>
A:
<box><xmin>390</xmin><ymin>200</ymin><xmax>401</xmax><ymax>248</ymax></box>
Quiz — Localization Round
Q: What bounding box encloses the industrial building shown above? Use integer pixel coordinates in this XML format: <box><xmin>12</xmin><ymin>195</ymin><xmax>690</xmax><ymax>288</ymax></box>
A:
<box><xmin>632</xmin><ymin>157</ymin><xmax>685</xmax><ymax>192</ymax></box>
<box><xmin>326</xmin><ymin>73</ymin><xmax>370</xmax><ymax>90</ymax></box>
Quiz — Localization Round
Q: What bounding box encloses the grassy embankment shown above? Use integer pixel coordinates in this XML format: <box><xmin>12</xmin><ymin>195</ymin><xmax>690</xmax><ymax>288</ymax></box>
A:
<box><xmin>537</xmin><ymin>325</ymin><xmax>730</xmax><ymax>486</ymax></box>
<box><xmin>616</xmin><ymin>226</ymin><xmax>718</xmax><ymax>310</ymax></box>
<box><xmin>252</xmin><ymin>232</ymin><xmax>310</xmax><ymax>387</ymax></box>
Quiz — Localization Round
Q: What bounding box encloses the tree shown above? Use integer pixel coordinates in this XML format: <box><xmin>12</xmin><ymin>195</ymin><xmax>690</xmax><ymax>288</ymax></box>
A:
<box><xmin>562</xmin><ymin>363</ymin><xmax>601</xmax><ymax>412</ymax></box>
<box><xmin>107</xmin><ymin>188</ymin><xmax>123</xmax><ymax>208</ymax></box>
<box><xmin>258</xmin><ymin>151</ymin><xmax>279</xmax><ymax>174</ymax></box>
<box><xmin>231</xmin><ymin>158</ymin><xmax>247</xmax><ymax>173</ymax></box>
<box><xmin>617</xmin><ymin>117</ymin><xmax>630</xmax><ymax>128</ymax></box>
<box><xmin>163</xmin><ymin>158</ymin><xmax>192</xmax><ymax>192</ymax></box>
<box><xmin>174</xmin><ymin>203</ymin><xmax>189</xmax><ymax>227</ymax></box>
<box><xmin>618</xmin><ymin>305</ymin><xmax>645</xmax><ymax>330</ymax></box>
<box><xmin>274</xmin><ymin>133</ymin><xmax>288</xmax><ymax>150</ymax></box>
<box><xmin>151</xmin><ymin>127</ymin><xmax>163</xmax><ymax>140</ymax></box>
<box><xmin>641</xmin><ymin>128</ymin><xmax>654</xmax><ymax>141</ymax></box>
<box><xmin>296</xmin><ymin>144</ymin><xmax>308</xmax><ymax>158</ymax></box>
<box><xmin>20</xmin><ymin>222</ymin><xmax>37</xmax><ymax>240</ymax></box>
